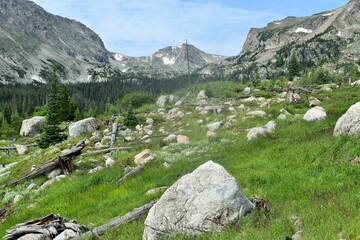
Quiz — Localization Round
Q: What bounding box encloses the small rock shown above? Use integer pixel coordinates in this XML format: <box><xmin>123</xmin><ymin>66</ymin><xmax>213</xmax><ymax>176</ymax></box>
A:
<box><xmin>27</xmin><ymin>183</ymin><xmax>38</xmax><ymax>190</ymax></box>
<box><xmin>94</xmin><ymin>142</ymin><xmax>103</xmax><ymax>149</ymax></box>
<box><xmin>47</xmin><ymin>169</ymin><xmax>62</xmax><ymax>179</ymax></box>
<box><xmin>163</xmin><ymin>162</ymin><xmax>171</xmax><ymax>169</ymax></box>
<box><xmin>146</xmin><ymin>186</ymin><xmax>168</xmax><ymax>196</ymax></box>
<box><xmin>134</xmin><ymin>149</ymin><xmax>155</xmax><ymax>165</ymax></box>
<box><xmin>177</xmin><ymin>135</ymin><xmax>189</xmax><ymax>144</ymax></box>
<box><xmin>303</xmin><ymin>107</ymin><xmax>327</xmax><ymax>121</ymax></box>
<box><xmin>246</xmin><ymin>111</ymin><xmax>267</xmax><ymax>118</ymax></box>
<box><xmin>197</xmin><ymin>119</ymin><xmax>204</xmax><ymax>125</ymax></box>
<box><xmin>105</xmin><ymin>156</ymin><xmax>116</xmax><ymax>167</ymax></box>
<box><xmin>265</xmin><ymin>121</ymin><xmax>276</xmax><ymax>131</ymax></box>
<box><xmin>247</xmin><ymin>127</ymin><xmax>268</xmax><ymax>141</ymax></box>
<box><xmin>206</xmin><ymin>131</ymin><xmax>217</xmax><ymax>138</ymax></box>
<box><xmin>15</xmin><ymin>145</ymin><xmax>29</xmax><ymax>155</ymax></box>
<box><xmin>207</xmin><ymin>121</ymin><xmax>222</xmax><ymax>131</ymax></box>
<box><xmin>308</xmin><ymin>96</ymin><xmax>321</xmax><ymax>107</ymax></box>
<box><xmin>54</xmin><ymin>229</ymin><xmax>79</xmax><ymax>240</ymax></box>
<box><xmin>228</xmin><ymin>107</ymin><xmax>235</xmax><ymax>112</ymax></box>
<box><xmin>243</xmin><ymin>87</ymin><xmax>251</xmax><ymax>95</ymax></box>
<box><xmin>146</xmin><ymin>118</ymin><xmax>154</xmax><ymax>125</ymax></box>
<box><xmin>277</xmin><ymin>114</ymin><xmax>287</xmax><ymax>120</ymax></box>
<box><xmin>163</xmin><ymin>134</ymin><xmax>177</xmax><ymax>144</ymax></box>
<box><xmin>88</xmin><ymin>166</ymin><xmax>103</xmax><ymax>174</ymax></box>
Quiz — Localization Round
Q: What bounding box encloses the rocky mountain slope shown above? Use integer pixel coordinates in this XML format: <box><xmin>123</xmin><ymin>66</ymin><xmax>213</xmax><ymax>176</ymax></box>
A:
<box><xmin>0</xmin><ymin>0</ymin><xmax>225</xmax><ymax>84</ymax></box>
<box><xmin>200</xmin><ymin>0</ymin><xmax>360</xmax><ymax>80</ymax></box>
<box><xmin>113</xmin><ymin>44</ymin><xmax>226</xmax><ymax>77</ymax></box>
<box><xmin>0</xmin><ymin>0</ymin><xmax>115</xmax><ymax>84</ymax></box>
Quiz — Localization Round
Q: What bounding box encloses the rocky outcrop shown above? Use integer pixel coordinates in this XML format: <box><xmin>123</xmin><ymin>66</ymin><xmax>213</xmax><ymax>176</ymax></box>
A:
<box><xmin>0</xmin><ymin>0</ymin><xmax>112</xmax><ymax>84</ymax></box>
<box><xmin>303</xmin><ymin>107</ymin><xmax>327</xmax><ymax>121</ymax></box>
<box><xmin>143</xmin><ymin>161</ymin><xmax>253</xmax><ymax>239</ymax></box>
<box><xmin>199</xmin><ymin>0</ymin><xmax>360</xmax><ymax>80</ymax></box>
<box><xmin>20</xmin><ymin>116</ymin><xmax>46</xmax><ymax>136</ymax></box>
<box><xmin>334</xmin><ymin>102</ymin><xmax>360</xmax><ymax>136</ymax></box>
<box><xmin>68</xmin><ymin>117</ymin><xmax>102</xmax><ymax>138</ymax></box>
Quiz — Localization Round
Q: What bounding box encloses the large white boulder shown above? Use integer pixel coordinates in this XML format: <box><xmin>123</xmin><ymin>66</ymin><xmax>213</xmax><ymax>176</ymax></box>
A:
<box><xmin>303</xmin><ymin>107</ymin><xmax>326</xmax><ymax>121</ymax></box>
<box><xmin>68</xmin><ymin>117</ymin><xmax>102</xmax><ymax>138</ymax></box>
<box><xmin>334</xmin><ymin>102</ymin><xmax>360</xmax><ymax>136</ymax></box>
<box><xmin>143</xmin><ymin>161</ymin><xmax>253</xmax><ymax>239</ymax></box>
<box><xmin>20</xmin><ymin>116</ymin><xmax>46</xmax><ymax>136</ymax></box>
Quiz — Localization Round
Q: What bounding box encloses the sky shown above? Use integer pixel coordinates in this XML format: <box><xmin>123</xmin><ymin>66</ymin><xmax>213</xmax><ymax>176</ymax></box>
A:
<box><xmin>30</xmin><ymin>0</ymin><xmax>349</xmax><ymax>57</ymax></box>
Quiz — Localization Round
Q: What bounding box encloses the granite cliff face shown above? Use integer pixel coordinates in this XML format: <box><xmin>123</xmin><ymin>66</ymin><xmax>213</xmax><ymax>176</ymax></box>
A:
<box><xmin>200</xmin><ymin>0</ymin><xmax>360</xmax><ymax>80</ymax></box>
<box><xmin>113</xmin><ymin>44</ymin><xmax>226</xmax><ymax>78</ymax></box>
<box><xmin>0</xmin><ymin>0</ymin><xmax>114</xmax><ymax>84</ymax></box>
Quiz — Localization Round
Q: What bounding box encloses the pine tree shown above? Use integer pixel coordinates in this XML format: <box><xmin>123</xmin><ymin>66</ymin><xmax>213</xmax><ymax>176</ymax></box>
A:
<box><xmin>288</xmin><ymin>54</ymin><xmax>300</xmax><ymax>80</ymax></box>
<box><xmin>123</xmin><ymin>103</ymin><xmax>138</xmax><ymax>128</ymax></box>
<box><xmin>37</xmin><ymin>73</ymin><xmax>67</xmax><ymax>148</ymax></box>
<box><xmin>59</xmin><ymin>84</ymin><xmax>76</xmax><ymax>121</ymax></box>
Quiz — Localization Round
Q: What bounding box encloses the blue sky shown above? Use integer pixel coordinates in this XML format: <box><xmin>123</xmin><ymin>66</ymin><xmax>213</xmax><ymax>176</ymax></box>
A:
<box><xmin>31</xmin><ymin>0</ymin><xmax>349</xmax><ymax>57</ymax></box>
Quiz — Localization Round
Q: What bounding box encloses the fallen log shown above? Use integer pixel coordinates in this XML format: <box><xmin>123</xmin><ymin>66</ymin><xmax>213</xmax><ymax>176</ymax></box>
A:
<box><xmin>0</xmin><ymin>143</ymin><xmax>37</xmax><ymax>151</ymax></box>
<box><xmin>4</xmin><ymin>214</ymin><xmax>88</xmax><ymax>240</ymax></box>
<box><xmin>73</xmin><ymin>200</ymin><xmax>157</xmax><ymax>239</ymax></box>
<box><xmin>116</xmin><ymin>165</ymin><xmax>144</xmax><ymax>185</ymax></box>
<box><xmin>4</xmin><ymin>139</ymin><xmax>86</xmax><ymax>188</ymax></box>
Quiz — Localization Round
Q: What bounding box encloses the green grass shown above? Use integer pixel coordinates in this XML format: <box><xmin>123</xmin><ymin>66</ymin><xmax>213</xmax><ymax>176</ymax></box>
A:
<box><xmin>0</xmin><ymin>85</ymin><xmax>359</xmax><ymax>239</ymax></box>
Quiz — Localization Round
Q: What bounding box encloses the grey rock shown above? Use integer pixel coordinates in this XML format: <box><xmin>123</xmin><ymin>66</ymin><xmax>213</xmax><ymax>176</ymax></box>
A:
<box><xmin>303</xmin><ymin>107</ymin><xmax>327</xmax><ymax>121</ymax></box>
<box><xmin>177</xmin><ymin>135</ymin><xmax>190</xmax><ymax>144</ymax></box>
<box><xmin>243</xmin><ymin>87</ymin><xmax>251</xmax><ymax>95</ymax></box>
<box><xmin>334</xmin><ymin>102</ymin><xmax>360</xmax><ymax>136</ymax></box>
<box><xmin>134</xmin><ymin>149</ymin><xmax>155</xmax><ymax>165</ymax></box>
<box><xmin>20</xmin><ymin>116</ymin><xmax>46</xmax><ymax>136</ymax></box>
<box><xmin>53</xmin><ymin>229</ymin><xmax>79</xmax><ymax>240</ymax></box>
<box><xmin>143</xmin><ymin>161</ymin><xmax>253</xmax><ymax>239</ymax></box>
<box><xmin>156</xmin><ymin>95</ymin><xmax>178</xmax><ymax>107</ymax></box>
<box><xmin>146</xmin><ymin>186</ymin><xmax>168</xmax><ymax>196</ymax></box>
<box><xmin>247</xmin><ymin>127</ymin><xmax>268</xmax><ymax>141</ymax></box>
<box><xmin>308</xmin><ymin>96</ymin><xmax>321</xmax><ymax>107</ymax></box>
<box><xmin>246</xmin><ymin>111</ymin><xmax>267</xmax><ymax>118</ymax></box>
<box><xmin>15</xmin><ymin>145</ymin><xmax>29</xmax><ymax>155</ymax></box>
<box><xmin>18</xmin><ymin>234</ymin><xmax>51</xmax><ymax>240</ymax></box>
<box><xmin>265</xmin><ymin>121</ymin><xmax>277</xmax><ymax>131</ymax></box>
<box><xmin>207</xmin><ymin>122</ymin><xmax>222</xmax><ymax>131</ymax></box>
<box><xmin>196</xmin><ymin>90</ymin><xmax>208</xmax><ymax>102</ymax></box>
<box><xmin>47</xmin><ymin>169</ymin><xmax>62</xmax><ymax>179</ymax></box>
<box><xmin>68</xmin><ymin>118</ymin><xmax>102</xmax><ymax>138</ymax></box>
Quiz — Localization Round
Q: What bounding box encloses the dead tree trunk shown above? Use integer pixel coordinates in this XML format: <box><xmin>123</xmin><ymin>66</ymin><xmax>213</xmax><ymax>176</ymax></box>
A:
<box><xmin>73</xmin><ymin>200</ymin><xmax>157</xmax><ymax>239</ymax></box>
<box><xmin>116</xmin><ymin>165</ymin><xmax>144</xmax><ymax>185</ymax></box>
<box><xmin>0</xmin><ymin>143</ymin><xmax>37</xmax><ymax>151</ymax></box>
<box><xmin>4</xmin><ymin>139</ymin><xmax>86</xmax><ymax>188</ymax></box>
<box><xmin>110</xmin><ymin>122</ymin><xmax>119</xmax><ymax>149</ymax></box>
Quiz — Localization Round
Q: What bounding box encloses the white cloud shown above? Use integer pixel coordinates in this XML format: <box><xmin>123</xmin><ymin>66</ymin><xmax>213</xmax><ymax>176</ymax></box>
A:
<box><xmin>33</xmin><ymin>0</ymin><xmax>283</xmax><ymax>56</ymax></box>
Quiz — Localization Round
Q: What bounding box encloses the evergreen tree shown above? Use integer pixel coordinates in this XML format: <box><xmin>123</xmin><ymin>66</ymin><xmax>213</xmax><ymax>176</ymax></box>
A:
<box><xmin>123</xmin><ymin>103</ymin><xmax>138</xmax><ymax>128</ymax></box>
<box><xmin>3</xmin><ymin>104</ymin><xmax>12</xmax><ymax>125</ymax></box>
<box><xmin>37</xmin><ymin>74</ymin><xmax>67</xmax><ymax>148</ymax></box>
<box><xmin>288</xmin><ymin>54</ymin><xmax>300</xmax><ymax>80</ymax></box>
<box><xmin>59</xmin><ymin>84</ymin><xmax>76</xmax><ymax>121</ymax></box>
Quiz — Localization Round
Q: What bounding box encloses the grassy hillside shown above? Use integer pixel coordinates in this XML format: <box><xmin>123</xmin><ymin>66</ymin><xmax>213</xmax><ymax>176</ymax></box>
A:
<box><xmin>0</xmin><ymin>83</ymin><xmax>359</xmax><ymax>240</ymax></box>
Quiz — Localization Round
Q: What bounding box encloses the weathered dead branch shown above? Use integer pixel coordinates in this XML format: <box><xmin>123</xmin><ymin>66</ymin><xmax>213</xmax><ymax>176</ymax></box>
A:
<box><xmin>3</xmin><ymin>139</ymin><xmax>86</xmax><ymax>188</ymax></box>
<box><xmin>116</xmin><ymin>165</ymin><xmax>144</xmax><ymax>185</ymax></box>
<box><xmin>73</xmin><ymin>200</ymin><xmax>157</xmax><ymax>239</ymax></box>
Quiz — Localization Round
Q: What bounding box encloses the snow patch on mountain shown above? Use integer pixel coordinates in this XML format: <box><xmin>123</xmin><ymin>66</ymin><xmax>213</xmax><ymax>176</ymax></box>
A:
<box><xmin>163</xmin><ymin>57</ymin><xmax>176</xmax><ymax>65</ymax></box>
<box><xmin>294</xmin><ymin>27</ymin><xmax>313</xmax><ymax>34</ymax></box>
